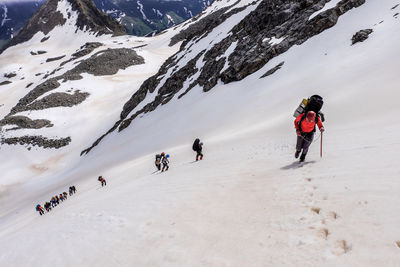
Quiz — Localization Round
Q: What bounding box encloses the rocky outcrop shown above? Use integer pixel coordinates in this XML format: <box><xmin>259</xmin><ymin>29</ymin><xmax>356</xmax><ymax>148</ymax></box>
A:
<box><xmin>46</xmin><ymin>55</ymin><xmax>66</xmax><ymax>62</ymax></box>
<box><xmin>169</xmin><ymin>1</ymin><xmax>244</xmax><ymax>47</ymax></box>
<box><xmin>0</xmin><ymin>81</ymin><xmax>12</xmax><ymax>86</ymax></box>
<box><xmin>260</xmin><ymin>62</ymin><xmax>285</xmax><ymax>78</ymax></box>
<box><xmin>1</xmin><ymin>135</ymin><xmax>71</xmax><ymax>149</ymax></box>
<box><xmin>82</xmin><ymin>0</ymin><xmax>366</xmax><ymax>155</ymax></box>
<box><xmin>0</xmin><ymin>0</ymin><xmax>125</xmax><ymax>54</ymax></box>
<box><xmin>30</xmin><ymin>50</ymin><xmax>47</xmax><ymax>55</ymax></box>
<box><xmin>0</xmin><ymin>116</ymin><xmax>53</xmax><ymax>130</ymax></box>
<box><xmin>60</xmin><ymin>42</ymin><xmax>103</xmax><ymax>66</ymax></box>
<box><xmin>4</xmin><ymin>72</ymin><xmax>17</xmax><ymax>78</ymax></box>
<box><xmin>15</xmin><ymin>91</ymin><xmax>89</xmax><ymax>113</ymax></box>
<box><xmin>351</xmin><ymin>29</ymin><xmax>373</xmax><ymax>45</ymax></box>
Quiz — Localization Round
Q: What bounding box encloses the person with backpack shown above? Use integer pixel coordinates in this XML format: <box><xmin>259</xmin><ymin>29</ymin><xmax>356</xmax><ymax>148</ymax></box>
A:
<box><xmin>162</xmin><ymin>154</ymin><xmax>170</xmax><ymax>172</ymax></box>
<box><xmin>44</xmin><ymin>201</ymin><xmax>52</xmax><ymax>212</ymax></box>
<box><xmin>98</xmin><ymin>176</ymin><xmax>106</xmax><ymax>186</ymax></box>
<box><xmin>155</xmin><ymin>153</ymin><xmax>164</xmax><ymax>171</ymax></box>
<box><xmin>36</xmin><ymin>204</ymin><xmax>45</xmax><ymax>216</ymax></box>
<box><xmin>294</xmin><ymin>111</ymin><xmax>324</xmax><ymax>162</ymax></box>
<box><xmin>192</xmin><ymin>138</ymin><xmax>204</xmax><ymax>161</ymax></box>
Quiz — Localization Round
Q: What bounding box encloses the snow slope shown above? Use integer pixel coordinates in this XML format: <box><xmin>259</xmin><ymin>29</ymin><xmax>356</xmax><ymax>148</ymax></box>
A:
<box><xmin>1</xmin><ymin>0</ymin><xmax>400</xmax><ymax>266</ymax></box>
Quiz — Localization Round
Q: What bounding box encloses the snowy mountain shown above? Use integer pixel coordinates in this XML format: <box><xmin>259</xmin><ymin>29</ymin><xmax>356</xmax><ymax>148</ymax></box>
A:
<box><xmin>0</xmin><ymin>0</ymin><xmax>46</xmax><ymax>48</ymax></box>
<box><xmin>1</xmin><ymin>0</ymin><xmax>400</xmax><ymax>266</ymax></box>
<box><xmin>94</xmin><ymin>0</ymin><xmax>212</xmax><ymax>36</ymax></box>
<box><xmin>0</xmin><ymin>0</ymin><xmax>211</xmax><ymax>49</ymax></box>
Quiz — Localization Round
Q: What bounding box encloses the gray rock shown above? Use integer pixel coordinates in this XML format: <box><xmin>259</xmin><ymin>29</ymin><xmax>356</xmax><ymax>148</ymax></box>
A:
<box><xmin>260</xmin><ymin>62</ymin><xmax>285</xmax><ymax>78</ymax></box>
<box><xmin>4</xmin><ymin>72</ymin><xmax>17</xmax><ymax>78</ymax></box>
<box><xmin>40</xmin><ymin>36</ymin><xmax>50</xmax><ymax>42</ymax></box>
<box><xmin>351</xmin><ymin>29</ymin><xmax>373</xmax><ymax>45</ymax></box>
<box><xmin>46</xmin><ymin>55</ymin><xmax>66</xmax><ymax>62</ymax></box>
<box><xmin>0</xmin><ymin>81</ymin><xmax>12</xmax><ymax>86</ymax></box>
<box><xmin>0</xmin><ymin>115</ymin><xmax>53</xmax><ymax>130</ymax></box>
<box><xmin>1</xmin><ymin>135</ymin><xmax>71</xmax><ymax>149</ymax></box>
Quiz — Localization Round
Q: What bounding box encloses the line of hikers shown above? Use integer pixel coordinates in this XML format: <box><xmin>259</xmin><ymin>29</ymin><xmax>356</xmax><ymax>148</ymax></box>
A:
<box><xmin>35</xmin><ymin>186</ymin><xmax>76</xmax><ymax>215</ymax></box>
<box><xmin>154</xmin><ymin>138</ymin><xmax>204</xmax><ymax>172</ymax></box>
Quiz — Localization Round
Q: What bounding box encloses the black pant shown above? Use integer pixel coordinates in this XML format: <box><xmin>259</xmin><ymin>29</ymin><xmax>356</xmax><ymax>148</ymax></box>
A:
<box><xmin>296</xmin><ymin>132</ymin><xmax>314</xmax><ymax>155</ymax></box>
<box><xmin>162</xmin><ymin>163</ymin><xmax>169</xmax><ymax>171</ymax></box>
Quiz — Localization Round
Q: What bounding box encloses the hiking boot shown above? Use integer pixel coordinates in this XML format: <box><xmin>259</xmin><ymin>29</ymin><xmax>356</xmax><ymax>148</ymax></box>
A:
<box><xmin>295</xmin><ymin>150</ymin><xmax>301</xmax><ymax>158</ymax></box>
<box><xmin>299</xmin><ymin>154</ymin><xmax>306</xmax><ymax>162</ymax></box>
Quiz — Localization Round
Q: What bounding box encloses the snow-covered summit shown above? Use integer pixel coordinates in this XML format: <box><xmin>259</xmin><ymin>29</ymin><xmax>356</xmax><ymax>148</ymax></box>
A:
<box><xmin>0</xmin><ymin>0</ymin><xmax>125</xmax><ymax>53</ymax></box>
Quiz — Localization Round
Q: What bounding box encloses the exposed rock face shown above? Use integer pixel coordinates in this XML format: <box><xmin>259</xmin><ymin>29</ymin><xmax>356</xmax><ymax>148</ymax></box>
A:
<box><xmin>1</xmin><ymin>135</ymin><xmax>71</xmax><ymax>148</ymax></box>
<box><xmin>46</xmin><ymin>55</ymin><xmax>66</xmax><ymax>62</ymax></box>
<box><xmin>260</xmin><ymin>62</ymin><xmax>285</xmax><ymax>78</ymax></box>
<box><xmin>0</xmin><ymin>0</ymin><xmax>126</xmax><ymax>54</ymax></box>
<box><xmin>82</xmin><ymin>0</ymin><xmax>366</xmax><ymax>155</ymax></box>
<box><xmin>0</xmin><ymin>116</ymin><xmax>53</xmax><ymax>130</ymax></box>
<box><xmin>0</xmin><ymin>81</ymin><xmax>12</xmax><ymax>86</ymax></box>
<box><xmin>351</xmin><ymin>29</ymin><xmax>373</xmax><ymax>45</ymax></box>
<box><xmin>15</xmin><ymin>91</ymin><xmax>90</xmax><ymax>113</ymax></box>
<box><xmin>4</xmin><ymin>72</ymin><xmax>17</xmax><ymax>78</ymax></box>
<box><xmin>60</xmin><ymin>42</ymin><xmax>103</xmax><ymax>66</ymax></box>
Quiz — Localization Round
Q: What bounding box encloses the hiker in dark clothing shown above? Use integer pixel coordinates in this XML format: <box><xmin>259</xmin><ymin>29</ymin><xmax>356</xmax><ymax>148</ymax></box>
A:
<box><xmin>162</xmin><ymin>154</ymin><xmax>170</xmax><ymax>172</ymax></box>
<box><xmin>155</xmin><ymin>153</ymin><xmax>164</xmax><ymax>171</ymax></box>
<box><xmin>294</xmin><ymin>111</ymin><xmax>325</xmax><ymax>162</ymax></box>
<box><xmin>55</xmin><ymin>195</ymin><xmax>60</xmax><ymax>205</ymax></box>
<box><xmin>51</xmin><ymin>197</ymin><xmax>57</xmax><ymax>207</ymax></box>
<box><xmin>36</xmin><ymin>204</ymin><xmax>45</xmax><ymax>215</ymax></box>
<box><xmin>98</xmin><ymin>176</ymin><xmax>106</xmax><ymax>186</ymax></box>
<box><xmin>69</xmin><ymin>186</ymin><xmax>73</xmax><ymax>196</ymax></box>
<box><xmin>192</xmin><ymin>138</ymin><xmax>203</xmax><ymax>161</ymax></box>
<box><xmin>72</xmin><ymin>186</ymin><xmax>76</xmax><ymax>194</ymax></box>
<box><xmin>63</xmin><ymin>192</ymin><xmax>68</xmax><ymax>200</ymax></box>
<box><xmin>59</xmin><ymin>194</ymin><xmax>64</xmax><ymax>202</ymax></box>
<box><xmin>44</xmin><ymin>202</ymin><xmax>52</xmax><ymax>212</ymax></box>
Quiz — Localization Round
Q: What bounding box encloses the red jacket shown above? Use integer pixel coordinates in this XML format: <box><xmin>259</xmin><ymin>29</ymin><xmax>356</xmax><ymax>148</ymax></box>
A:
<box><xmin>295</xmin><ymin>113</ymin><xmax>324</xmax><ymax>133</ymax></box>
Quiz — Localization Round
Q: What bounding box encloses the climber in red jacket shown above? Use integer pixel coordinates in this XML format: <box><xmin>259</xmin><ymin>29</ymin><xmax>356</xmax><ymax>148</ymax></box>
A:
<box><xmin>294</xmin><ymin>111</ymin><xmax>324</xmax><ymax>162</ymax></box>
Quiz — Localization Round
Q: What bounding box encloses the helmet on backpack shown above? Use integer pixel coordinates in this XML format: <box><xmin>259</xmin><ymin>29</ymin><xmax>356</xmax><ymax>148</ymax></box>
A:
<box><xmin>161</xmin><ymin>152</ymin><xmax>165</xmax><ymax>156</ymax></box>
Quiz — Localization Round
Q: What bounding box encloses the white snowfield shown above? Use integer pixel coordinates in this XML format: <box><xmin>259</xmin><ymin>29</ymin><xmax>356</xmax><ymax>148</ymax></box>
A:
<box><xmin>1</xmin><ymin>0</ymin><xmax>400</xmax><ymax>266</ymax></box>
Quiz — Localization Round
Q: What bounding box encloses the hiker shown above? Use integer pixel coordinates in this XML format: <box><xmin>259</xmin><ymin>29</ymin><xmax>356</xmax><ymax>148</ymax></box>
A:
<box><xmin>69</xmin><ymin>186</ymin><xmax>73</xmax><ymax>196</ymax></box>
<box><xmin>192</xmin><ymin>138</ymin><xmax>203</xmax><ymax>161</ymax></box>
<box><xmin>51</xmin><ymin>197</ymin><xmax>57</xmax><ymax>207</ymax></box>
<box><xmin>59</xmin><ymin>193</ymin><xmax>64</xmax><ymax>202</ymax></box>
<box><xmin>36</xmin><ymin>204</ymin><xmax>45</xmax><ymax>216</ymax></box>
<box><xmin>55</xmin><ymin>195</ymin><xmax>60</xmax><ymax>205</ymax></box>
<box><xmin>294</xmin><ymin>111</ymin><xmax>324</xmax><ymax>162</ymax></box>
<box><xmin>63</xmin><ymin>192</ymin><xmax>68</xmax><ymax>199</ymax></box>
<box><xmin>98</xmin><ymin>176</ymin><xmax>106</xmax><ymax>187</ymax></box>
<box><xmin>162</xmin><ymin>154</ymin><xmax>170</xmax><ymax>172</ymax></box>
<box><xmin>155</xmin><ymin>153</ymin><xmax>164</xmax><ymax>171</ymax></box>
<box><xmin>71</xmin><ymin>185</ymin><xmax>76</xmax><ymax>194</ymax></box>
<box><xmin>44</xmin><ymin>202</ymin><xmax>52</xmax><ymax>212</ymax></box>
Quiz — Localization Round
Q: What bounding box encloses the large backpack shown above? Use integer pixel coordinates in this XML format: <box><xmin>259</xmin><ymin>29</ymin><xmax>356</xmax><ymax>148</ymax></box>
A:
<box><xmin>293</xmin><ymin>95</ymin><xmax>325</xmax><ymax>122</ymax></box>
<box><xmin>192</xmin><ymin>139</ymin><xmax>200</xmax><ymax>151</ymax></box>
